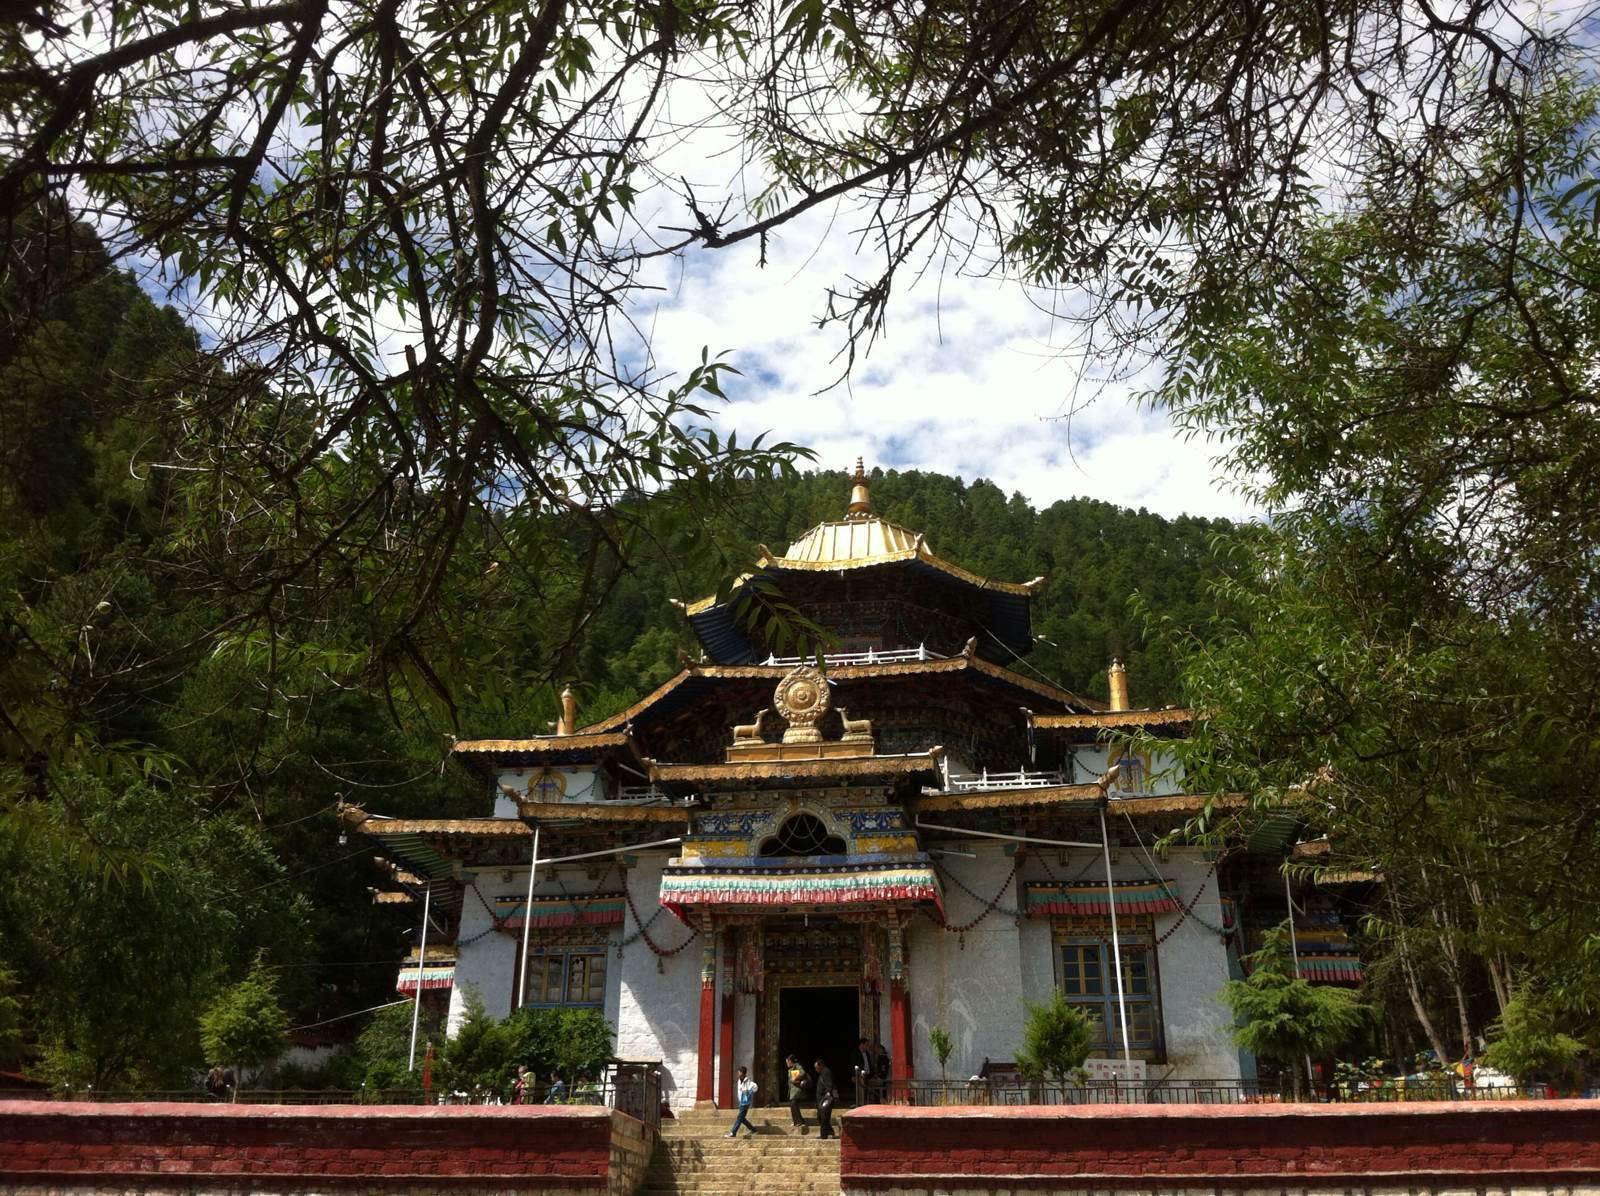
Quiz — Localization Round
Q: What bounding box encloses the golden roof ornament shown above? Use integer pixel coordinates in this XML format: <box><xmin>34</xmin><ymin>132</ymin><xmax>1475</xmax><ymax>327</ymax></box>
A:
<box><xmin>846</xmin><ymin>457</ymin><xmax>873</xmax><ymax>519</ymax></box>
<box><xmin>774</xmin><ymin>664</ymin><xmax>830</xmax><ymax>744</ymax></box>
<box><xmin>1108</xmin><ymin>658</ymin><xmax>1130</xmax><ymax>712</ymax></box>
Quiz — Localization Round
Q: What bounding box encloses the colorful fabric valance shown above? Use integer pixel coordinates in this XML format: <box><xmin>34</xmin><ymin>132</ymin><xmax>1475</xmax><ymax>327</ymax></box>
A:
<box><xmin>1297</xmin><ymin>955</ymin><xmax>1364</xmax><ymax>985</ymax></box>
<box><xmin>396</xmin><ymin>964</ymin><xmax>455</xmax><ymax>994</ymax></box>
<box><xmin>492</xmin><ymin>892</ymin><xmax>626</xmax><ymax>930</ymax></box>
<box><xmin>660</xmin><ymin>863</ymin><xmax>943</xmax><ymax>923</ymax></box>
<box><xmin>1024</xmin><ymin>879</ymin><xmax>1181</xmax><ymax>918</ymax></box>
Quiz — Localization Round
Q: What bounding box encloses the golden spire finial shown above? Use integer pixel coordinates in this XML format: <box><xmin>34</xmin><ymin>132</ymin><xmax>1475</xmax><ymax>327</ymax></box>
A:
<box><xmin>555</xmin><ymin>683</ymin><xmax>579</xmax><ymax>735</ymax></box>
<box><xmin>847</xmin><ymin>457</ymin><xmax>873</xmax><ymax>519</ymax></box>
<box><xmin>1108</xmin><ymin>658</ymin><xmax>1130</xmax><ymax>712</ymax></box>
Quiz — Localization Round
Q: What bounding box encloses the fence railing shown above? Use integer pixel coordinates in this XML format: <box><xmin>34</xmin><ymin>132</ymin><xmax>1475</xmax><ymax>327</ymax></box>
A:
<box><xmin>854</xmin><ymin>1076</ymin><xmax>1565</xmax><ymax>1106</ymax></box>
<box><xmin>0</xmin><ymin>1063</ymin><xmax>664</xmax><ymax>1131</ymax></box>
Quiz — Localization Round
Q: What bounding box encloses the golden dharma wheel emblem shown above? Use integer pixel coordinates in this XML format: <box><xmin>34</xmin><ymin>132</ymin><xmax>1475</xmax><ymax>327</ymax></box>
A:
<box><xmin>774</xmin><ymin>665</ymin><xmax>829</xmax><ymax>744</ymax></box>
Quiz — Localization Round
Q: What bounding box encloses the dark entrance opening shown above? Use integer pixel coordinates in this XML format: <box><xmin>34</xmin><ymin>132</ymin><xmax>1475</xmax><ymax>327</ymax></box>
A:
<box><xmin>777</xmin><ymin>985</ymin><xmax>859</xmax><ymax>1106</ymax></box>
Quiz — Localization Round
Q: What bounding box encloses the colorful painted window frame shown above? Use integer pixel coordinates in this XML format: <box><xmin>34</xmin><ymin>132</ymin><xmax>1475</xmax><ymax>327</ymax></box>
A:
<box><xmin>517</xmin><ymin>926</ymin><xmax>611</xmax><ymax>1010</ymax></box>
<box><xmin>1051</xmin><ymin>916</ymin><xmax>1165</xmax><ymax>1061</ymax></box>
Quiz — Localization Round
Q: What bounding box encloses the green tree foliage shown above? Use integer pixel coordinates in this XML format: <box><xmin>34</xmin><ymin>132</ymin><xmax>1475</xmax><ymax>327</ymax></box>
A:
<box><xmin>199</xmin><ymin>954</ymin><xmax>291</xmax><ymax>1089</ymax></box>
<box><xmin>1154</xmin><ymin>75</ymin><xmax>1600</xmax><ymax>1063</ymax></box>
<box><xmin>352</xmin><ymin>1001</ymin><xmax>442</xmax><ymax>1092</ymax></box>
<box><xmin>1220</xmin><ymin>926</ymin><xmax>1369</xmax><ymax>1098</ymax></box>
<box><xmin>0</xmin><ymin>772</ymin><xmax>294</xmax><ymax>1088</ymax></box>
<box><xmin>506</xmin><ymin>1006</ymin><xmax>615</xmax><ymax>1087</ymax></box>
<box><xmin>438</xmin><ymin>991</ymin><xmax>521</xmax><ymax>1101</ymax></box>
<box><xmin>1483</xmin><ymin>992</ymin><xmax>1591</xmax><ymax>1089</ymax></box>
<box><xmin>1014</xmin><ymin>993</ymin><xmax>1095</xmax><ymax>1084</ymax></box>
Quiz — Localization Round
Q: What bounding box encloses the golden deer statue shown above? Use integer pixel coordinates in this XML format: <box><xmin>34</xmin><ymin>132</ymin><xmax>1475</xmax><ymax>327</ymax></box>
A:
<box><xmin>731</xmin><ymin>709</ymin><xmax>769</xmax><ymax>746</ymax></box>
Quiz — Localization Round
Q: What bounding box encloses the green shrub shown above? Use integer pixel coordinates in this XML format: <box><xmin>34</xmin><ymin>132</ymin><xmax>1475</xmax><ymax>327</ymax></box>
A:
<box><xmin>1015</xmin><ymin>992</ymin><xmax>1095</xmax><ymax>1083</ymax></box>
<box><xmin>927</xmin><ymin>1025</ymin><xmax>954</xmax><ymax>1080</ymax></box>
<box><xmin>1483</xmin><ymin>990</ymin><xmax>1589</xmax><ymax>1088</ymax></box>
<box><xmin>438</xmin><ymin>990</ymin><xmax>520</xmax><ymax>1099</ymax></box>
<box><xmin>1219</xmin><ymin>923</ymin><xmax>1368</xmax><ymax>1097</ymax></box>
<box><xmin>354</xmin><ymin>1000</ymin><xmax>441</xmax><ymax>1088</ymax></box>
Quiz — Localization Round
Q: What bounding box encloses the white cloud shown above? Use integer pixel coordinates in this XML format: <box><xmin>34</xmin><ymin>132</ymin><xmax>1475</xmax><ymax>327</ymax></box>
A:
<box><xmin>636</xmin><ymin>205</ymin><xmax>1261</xmax><ymax>523</ymax></box>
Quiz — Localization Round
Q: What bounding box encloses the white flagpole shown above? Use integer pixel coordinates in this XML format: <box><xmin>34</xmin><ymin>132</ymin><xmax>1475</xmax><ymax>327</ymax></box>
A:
<box><xmin>1099</xmin><ymin>806</ymin><xmax>1132</xmax><ymax>1066</ymax></box>
<box><xmin>516</xmin><ymin>823</ymin><xmax>541</xmax><ymax>1008</ymax></box>
<box><xmin>407</xmin><ymin>882</ymin><xmax>431</xmax><ymax>1072</ymax></box>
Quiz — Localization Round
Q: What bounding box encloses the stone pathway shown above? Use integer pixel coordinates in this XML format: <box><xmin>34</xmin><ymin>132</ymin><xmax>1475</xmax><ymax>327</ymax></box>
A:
<box><xmin>640</xmin><ymin>1107</ymin><xmax>842</xmax><ymax>1195</ymax></box>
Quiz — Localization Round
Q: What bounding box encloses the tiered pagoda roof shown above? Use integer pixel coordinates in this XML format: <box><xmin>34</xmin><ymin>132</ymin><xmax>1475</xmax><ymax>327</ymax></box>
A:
<box><xmin>682</xmin><ymin>462</ymin><xmax>1043</xmax><ymax>664</ymax></box>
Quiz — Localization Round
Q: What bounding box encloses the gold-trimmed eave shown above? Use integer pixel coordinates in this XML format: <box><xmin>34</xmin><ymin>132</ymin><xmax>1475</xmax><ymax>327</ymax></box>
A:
<box><xmin>454</xmin><ymin>731</ymin><xmax>634</xmax><ymax>755</ymax></box>
<box><xmin>647</xmin><ymin>748</ymin><xmax>943</xmax><ymax>786</ymax></box>
<box><xmin>1029</xmin><ymin>708</ymin><xmax>1194</xmax><ymax>733</ymax></box>
<box><xmin>450</xmin><ymin>730</ymin><xmax>645</xmax><ymax>781</ymax></box>
<box><xmin>579</xmin><ymin>655</ymin><xmax>1101</xmax><ymax>734</ymax></box>
<box><xmin>680</xmin><ymin>541</ymin><xmax>1042</xmax><ymax>618</ymax></box>
<box><xmin>912</xmin><ymin>787</ymin><xmax>1245</xmax><ymax>816</ymax></box>
<box><xmin>513</xmin><ymin>797</ymin><xmax>691</xmax><ymax>825</ymax></box>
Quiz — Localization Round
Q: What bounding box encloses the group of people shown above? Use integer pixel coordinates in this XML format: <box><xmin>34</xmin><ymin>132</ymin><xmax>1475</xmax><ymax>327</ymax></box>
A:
<box><xmin>725</xmin><ymin>1037</ymin><xmax>892</xmax><ymax>1140</ymax></box>
<box><xmin>511</xmin><ymin>1064</ymin><xmax>567</xmax><ymax>1104</ymax></box>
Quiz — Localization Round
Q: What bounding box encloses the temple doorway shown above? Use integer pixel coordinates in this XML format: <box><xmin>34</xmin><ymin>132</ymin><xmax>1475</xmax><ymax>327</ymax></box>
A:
<box><xmin>777</xmin><ymin>985</ymin><xmax>859</xmax><ymax>1105</ymax></box>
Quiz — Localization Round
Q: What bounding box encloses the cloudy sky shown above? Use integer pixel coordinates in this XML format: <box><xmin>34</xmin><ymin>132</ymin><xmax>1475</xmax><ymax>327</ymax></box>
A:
<box><xmin>633</xmin><ymin>198</ymin><xmax>1258</xmax><ymax>523</ymax></box>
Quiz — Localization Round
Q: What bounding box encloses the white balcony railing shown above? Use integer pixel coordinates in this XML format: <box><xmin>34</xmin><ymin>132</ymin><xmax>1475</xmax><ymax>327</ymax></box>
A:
<box><xmin>940</xmin><ymin>769</ymin><xmax>1070</xmax><ymax>793</ymax></box>
<box><xmin>760</xmin><ymin>644</ymin><xmax>945</xmax><ymax>667</ymax></box>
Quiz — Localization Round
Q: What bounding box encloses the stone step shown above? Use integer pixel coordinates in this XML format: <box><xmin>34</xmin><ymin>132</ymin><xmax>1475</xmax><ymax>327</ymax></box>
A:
<box><xmin>656</xmin><ymin>1143</ymin><xmax>838</xmax><ymax>1152</ymax></box>
<box><xmin>641</xmin><ymin>1188</ymin><xmax>840</xmax><ymax>1195</ymax></box>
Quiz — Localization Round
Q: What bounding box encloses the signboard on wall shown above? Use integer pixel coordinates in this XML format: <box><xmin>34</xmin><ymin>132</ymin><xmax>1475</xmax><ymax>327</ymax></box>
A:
<box><xmin>1085</xmin><ymin>1058</ymin><xmax>1147</xmax><ymax>1083</ymax></box>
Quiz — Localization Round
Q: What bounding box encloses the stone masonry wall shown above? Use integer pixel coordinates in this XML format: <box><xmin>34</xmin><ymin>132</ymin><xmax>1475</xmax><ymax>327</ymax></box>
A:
<box><xmin>0</xmin><ymin>1101</ymin><xmax>651</xmax><ymax>1195</ymax></box>
<box><xmin>839</xmin><ymin>1101</ymin><xmax>1600</xmax><ymax>1194</ymax></box>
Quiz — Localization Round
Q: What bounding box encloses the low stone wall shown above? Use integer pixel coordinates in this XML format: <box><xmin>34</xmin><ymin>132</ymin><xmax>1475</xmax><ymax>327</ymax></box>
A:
<box><xmin>0</xmin><ymin>1101</ymin><xmax>654</xmax><ymax>1195</ymax></box>
<box><xmin>839</xmin><ymin>1101</ymin><xmax>1600</xmax><ymax>1195</ymax></box>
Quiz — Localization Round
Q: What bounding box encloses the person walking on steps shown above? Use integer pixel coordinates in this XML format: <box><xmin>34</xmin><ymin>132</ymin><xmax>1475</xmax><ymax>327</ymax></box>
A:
<box><xmin>814</xmin><ymin>1058</ymin><xmax>838</xmax><ymax>1140</ymax></box>
<box><xmin>726</xmin><ymin>1066</ymin><xmax>758</xmax><ymax>1138</ymax></box>
<box><xmin>785</xmin><ymin>1054</ymin><xmax>811</xmax><ymax>1134</ymax></box>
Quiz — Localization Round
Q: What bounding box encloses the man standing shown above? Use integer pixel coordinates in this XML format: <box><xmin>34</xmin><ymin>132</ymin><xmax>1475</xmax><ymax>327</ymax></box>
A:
<box><xmin>814</xmin><ymin>1058</ymin><xmax>838</xmax><ymax>1140</ymax></box>
<box><xmin>854</xmin><ymin>1037</ymin><xmax>876</xmax><ymax>1103</ymax></box>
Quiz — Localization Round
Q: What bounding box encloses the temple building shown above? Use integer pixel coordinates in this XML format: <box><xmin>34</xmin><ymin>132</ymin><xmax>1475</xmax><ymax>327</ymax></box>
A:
<box><xmin>345</xmin><ymin>464</ymin><xmax>1361</xmax><ymax>1105</ymax></box>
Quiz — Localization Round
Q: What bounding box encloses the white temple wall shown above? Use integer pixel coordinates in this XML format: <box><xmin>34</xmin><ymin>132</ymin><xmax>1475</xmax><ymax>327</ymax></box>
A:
<box><xmin>1151</xmin><ymin>848</ymin><xmax>1238</xmax><ymax>1079</ymax></box>
<box><xmin>903</xmin><ymin>842</ymin><xmax>1241</xmax><ymax>1083</ymax></box>
<box><xmin>448</xmin><ymin>874</ymin><xmax>516</xmax><ymax>1032</ymax></box>
<box><xmin>732</xmin><ymin>988</ymin><xmax>757</xmax><ymax>1099</ymax></box>
<box><xmin>614</xmin><ymin>851</ymin><xmax>703</xmax><ymax>1109</ymax></box>
<box><xmin>446</xmin><ymin>863</ymin><xmax>625</xmax><ymax>1034</ymax></box>
<box><xmin>907</xmin><ymin>843</ymin><xmax>1025</xmax><ymax>1081</ymax></box>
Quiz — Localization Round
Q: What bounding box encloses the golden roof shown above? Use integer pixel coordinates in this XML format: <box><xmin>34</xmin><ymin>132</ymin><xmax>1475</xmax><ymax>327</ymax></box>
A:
<box><xmin>343</xmin><ymin>810</ymin><xmax>532</xmax><ymax>838</ymax></box>
<box><xmin>681</xmin><ymin>463</ymin><xmax>1043</xmax><ymax>616</ymax></box>
<box><xmin>783</xmin><ymin>515</ymin><xmax>924</xmax><ymax>564</ymax></box>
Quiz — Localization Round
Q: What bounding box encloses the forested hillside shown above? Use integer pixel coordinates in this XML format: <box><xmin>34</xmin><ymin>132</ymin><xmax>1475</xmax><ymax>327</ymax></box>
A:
<box><xmin>0</xmin><ymin>242</ymin><xmax>1233</xmax><ymax>1085</ymax></box>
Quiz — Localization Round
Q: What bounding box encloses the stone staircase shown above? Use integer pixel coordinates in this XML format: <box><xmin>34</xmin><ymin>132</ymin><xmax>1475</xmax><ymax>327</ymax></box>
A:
<box><xmin>641</xmin><ymin>1107</ymin><xmax>842</xmax><ymax>1195</ymax></box>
